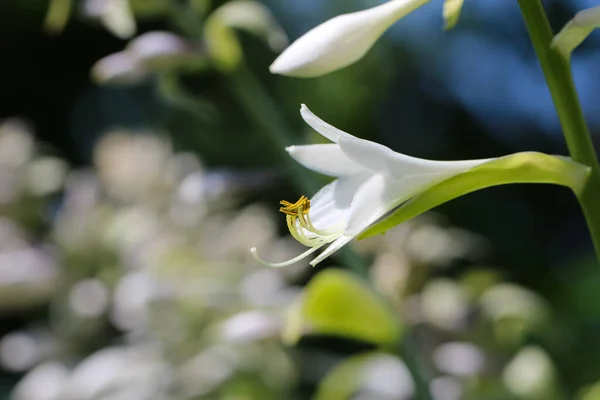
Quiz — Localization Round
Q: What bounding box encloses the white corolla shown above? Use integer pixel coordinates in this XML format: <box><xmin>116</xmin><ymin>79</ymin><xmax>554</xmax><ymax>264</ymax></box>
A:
<box><xmin>251</xmin><ymin>105</ymin><xmax>494</xmax><ymax>267</ymax></box>
<box><xmin>269</xmin><ymin>0</ymin><xmax>430</xmax><ymax>77</ymax></box>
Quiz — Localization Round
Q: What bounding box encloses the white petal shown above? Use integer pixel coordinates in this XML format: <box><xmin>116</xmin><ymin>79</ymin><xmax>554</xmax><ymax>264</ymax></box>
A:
<box><xmin>286</xmin><ymin>144</ymin><xmax>364</xmax><ymax>177</ymax></box>
<box><xmin>91</xmin><ymin>52</ymin><xmax>149</xmax><ymax>85</ymax></box>
<box><xmin>574</xmin><ymin>6</ymin><xmax>600</xmax><ymax>26</ymax></box>
<box><xmin>269</xmin><ymin>0</ymin><xmax>430</xmax><ymax>77</ymax></box>
<box><xmin>310</xmin><ymin>165</ymin><xmax>487</xmax><ymax>263</ymax></box>
<box><xmin>338</xmin><ymin>137</ymin><xmax>491</xmax><ymax>177</ymax></box>
<box><xmin>310</xmin><ymin>235</ymin><xmax>354</xmax><ymax>266</ymax></box>
<box><xmin>344</xmin><ymin>173</ymin><xmax>444</xmax><ymax>236</ymax></box>
<box><xmin>101</xmin><ymin>0</ymin><xmax>136</xmax><ymax>39</ymax></box>
<box><xmin>344</xmin><ymin>174</ymin><xmax>390</xmax><ymax>236</ymax></box>
<box><xmin>309</xmin><ymin>174</ymin><xmax>370</xmax><ymax>231</ymax></box>
<box><xmin>300</xmin><ymin>105</ymin><xmax>353</xmax><ymax>143</ymax></box>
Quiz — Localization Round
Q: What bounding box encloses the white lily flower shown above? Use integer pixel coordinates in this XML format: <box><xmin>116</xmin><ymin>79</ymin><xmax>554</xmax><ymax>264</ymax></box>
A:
<box><xmin>269</xmin><ymin>0</ymin><xmax>430</xmax><ymax>78</ymax></box>
<box><xmin>251</xmin><ymin>105</ymin><xmax>493</xmax><ymax>267</ymax></box>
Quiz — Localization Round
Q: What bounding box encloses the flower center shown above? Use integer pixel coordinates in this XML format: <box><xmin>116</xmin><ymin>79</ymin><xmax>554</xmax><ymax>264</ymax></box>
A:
<box><xmin>250</xmin><ymin>195</ymin><xmax>344</xmax><ymax>268</ymax></box>
<box><xmin>279</xmin><ymin>195</ymin><xmax>342</xmax><ymax>247</ymax></box>
<box><xmin>279</xmin><ymin>195</ymin><xmax>311</xmax><ymax>216</ymax></box>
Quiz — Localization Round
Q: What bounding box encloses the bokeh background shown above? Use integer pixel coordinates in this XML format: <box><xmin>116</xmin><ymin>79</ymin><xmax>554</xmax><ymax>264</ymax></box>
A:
<box><xmin>1</xmin><ymin>0</ymin><xmax>600</xmax><ymax>399</ymax></box>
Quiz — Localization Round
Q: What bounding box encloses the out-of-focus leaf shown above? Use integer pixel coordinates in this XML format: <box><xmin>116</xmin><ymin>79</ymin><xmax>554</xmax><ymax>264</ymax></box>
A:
<box><xmin>314</xmin><ymin>353</ymin><xmax>414</xmax><ymax>400</ymax></box>
<box><xmin>44</xmin><ymin>0</ymin><xmax>72</xmax><ymax>34</ymax></box>
<box><xmin>283</xmin><ymin>269</ymin><xmax>401</xmax><ymax>345</ymax></box>
<box><xmin>190</xmin><ymin>0</ymin><xmax>212</xmax><ymax>17</ymax></box>
<box><xmin>211</xmin><ymin>0</ymin><xmax>288</xmax><ymax>51</ymax></box>
<box><xmin>443</xmin><ymin>0</ymin><xmax>465</xmax><ymax>30</ymax></box>
<box><xmin>203</xmin><ymin>17</ymin><xmax>243</xmax><ymax>71</ymax></box>
<box><xmin>129</xmin><ymin>0</ymin><xmax>169</xmax><ymax>17</ymax></box>
<box><xmin>361</xmin><ymin>152</ymin><xmax>589</xmax><ymax>239</ymax></box>
<box><xmin>580</xmin><ymin>381</ymin><xmax>600</xmax><ymax>400</ymax></box>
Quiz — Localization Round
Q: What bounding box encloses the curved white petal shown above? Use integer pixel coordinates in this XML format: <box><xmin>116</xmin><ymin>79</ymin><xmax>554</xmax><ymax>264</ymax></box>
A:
<box><xmin>338</xmin><ymin>137</ymin><xmax>491</xmax><ymax>177</ymax></box>
<box><xmin>286</xmin><ymin>144</ymin><xmax>365</xmax><ymax>177</ymax></box>
<box><xmin>310</xmin><ymin>235</ymin><xmax>354</xmax><ymax>266</ymax></box>
<box><xmin>344</xmin><ymin>174</ymin><xmax>390</xmax><ymax>236</ymax></box>
<box><xmin>300</xmin><ymin>105</ymin><xmax>353</xmax><ymax>143</ymax></box>
<box><xmin>100</xmin><ymin>0</ymin><xmax>136</xmax><ymax>39</ymax></box>
<box><xmin>309</xmin><ymin>174</ymin><xmax>370</xmax><ymax>231</ymax></box>
<box><xmin>270</xmin><ymin>0</ymin><xmax>430</xmax><ymax>77</ymax></box>
<box><xmin>344</xmin><ymin>173</ymin><xmax>448</xmax><ymax>236</ymax></box>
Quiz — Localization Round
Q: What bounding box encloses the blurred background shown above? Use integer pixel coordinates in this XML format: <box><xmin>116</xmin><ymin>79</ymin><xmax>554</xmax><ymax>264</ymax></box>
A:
<box><xmin>0</xmin><ymin>0</ymin><xmax>600</xmax><ymax>399</ymax></box>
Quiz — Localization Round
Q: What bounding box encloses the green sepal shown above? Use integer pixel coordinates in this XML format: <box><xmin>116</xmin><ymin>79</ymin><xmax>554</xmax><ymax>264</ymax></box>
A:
<box><xmin>360</xmin><ymin>152</ymin><xmax>589</xmax><ymax>239</ymax></box>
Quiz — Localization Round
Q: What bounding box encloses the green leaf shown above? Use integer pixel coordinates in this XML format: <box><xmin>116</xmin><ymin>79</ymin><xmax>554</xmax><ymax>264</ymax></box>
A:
<box><xmin>44</xmin><ymin>0</ymin><xmax>72</xmax><ymax>35</ymax></box>
<box><xmin>360</xmin><ymin>152</ymin><xmax>589</xmax><ymax>239</ymax></box>
<box><xmin>211</xmin><ymin>0</ymin><xmax>289</xmax><ymax>52</ymax></box>
<box><xmin>203</xmin><ymin>0</ymin><xmax>288</xmax><ymax>71</ymax></box>
<box><xmin>443</xmin><ymin>0</ymin><xmax>466</xmax><ymax>30</ymax></box>
<box><xmin>580</xmin><ymin>381</ymin><xmax>600</xmax><ymax>400</ymax></box>
<box><xmin>313</xmin><ymin>353</ymin><xmax>413</xmax><ymax>400</ymax></box>
<box><xmin>203</xmin><ymin>17</ymin><xmax>243</xmax><ymax>72</ymax></box>
<box><xmin>283</xmin><ymin>269</ymin><xmax>401</xmax><ymax>345</ymax></box>
<box><xmin>190</xmin><ymin>0</ymin><xmax>212</xmax><ymax>17</ymax></box>
<box><xmin>129</xmin><ymin>0</ymin><xmax>170</xmax><ymax>17</ymax></box>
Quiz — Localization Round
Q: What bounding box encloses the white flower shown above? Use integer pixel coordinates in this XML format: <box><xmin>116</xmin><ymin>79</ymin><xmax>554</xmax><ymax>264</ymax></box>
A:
<box><xmin>269</xmin><ymin>0</ymin><xmax>430</xmax><ymax>78</ymax></box>
<box><xmin>251</xmin><ymin>105</ymin><xmax>492</xmax><ymax>267</ymax></box>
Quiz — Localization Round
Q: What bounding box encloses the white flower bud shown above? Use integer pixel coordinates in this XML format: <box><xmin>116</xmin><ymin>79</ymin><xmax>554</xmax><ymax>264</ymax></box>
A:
<box><xmin>269</xmin><ymin>0</ymin><xmax>430</xmax><ymax>78</ymax></box>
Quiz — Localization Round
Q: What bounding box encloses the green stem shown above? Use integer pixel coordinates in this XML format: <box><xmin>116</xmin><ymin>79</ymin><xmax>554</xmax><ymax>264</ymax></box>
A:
<box><xmin>518</xmin><ymin>0</ymin><xmax>600</xmax><ymax>262</ymax></box>
<box><xmin>399</xmin><ymin>330</ymin><xmax>433</xmax><ymax>400</ymax></box>
<box><xmin>229</xmin><ymin>66</ymin><xmax>369</xmax><ymax>277</ymax></box>
<box><xmin>228</xmin><ymin>67</ymin><xmax>317</xmax><ymax>194</ymax></box>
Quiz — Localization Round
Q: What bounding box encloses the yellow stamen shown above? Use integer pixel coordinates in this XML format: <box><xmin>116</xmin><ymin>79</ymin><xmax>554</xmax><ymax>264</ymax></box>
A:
<box><xmin>251</xmin><ymin>196</ymin><xmax>345</xmax><ymax>268</ymax></box>
<box><xmin>279</xmin><ymin>195</ymin><xmax>310</xmax><ymax>216</ymax></box>
<box><xmin>278</xmin><ymin>195</ymin><xmax>342</xmax><ymax>249</ymax></box>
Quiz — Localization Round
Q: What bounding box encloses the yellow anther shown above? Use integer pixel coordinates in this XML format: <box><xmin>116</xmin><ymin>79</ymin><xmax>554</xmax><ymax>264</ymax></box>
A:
<box><xmin>279</xmin><ymin>195</ymin><xmax>311</xmax><ymax>216</ymax></box>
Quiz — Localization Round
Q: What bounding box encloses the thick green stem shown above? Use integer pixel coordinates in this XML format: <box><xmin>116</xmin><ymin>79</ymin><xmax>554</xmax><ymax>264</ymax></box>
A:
<box><xmin>518</xmin><ymin>0</ymin><xmax>600</xmax><ymax>262</ymax></box>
